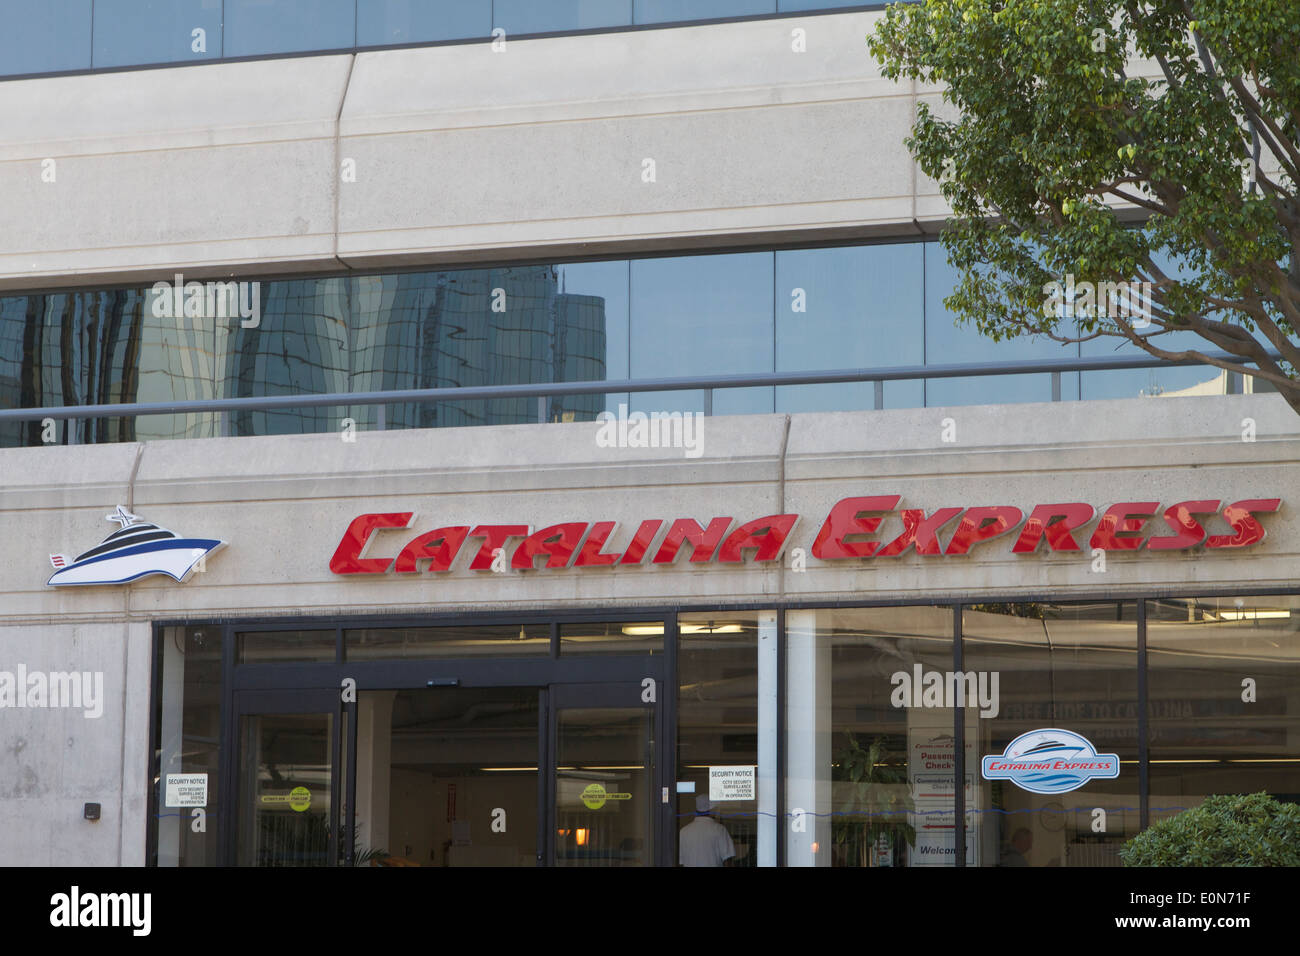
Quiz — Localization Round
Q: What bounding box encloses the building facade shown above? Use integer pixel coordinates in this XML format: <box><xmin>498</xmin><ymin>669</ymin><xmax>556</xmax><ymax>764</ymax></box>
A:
<box><xmin>0</xmin><ymin>4</ymin><xmax>1295</xmax><ymax>867</ymax></box>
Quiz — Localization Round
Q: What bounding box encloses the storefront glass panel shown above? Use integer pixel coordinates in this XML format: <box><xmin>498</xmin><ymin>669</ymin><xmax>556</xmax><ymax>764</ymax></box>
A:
<box><xmin>784</xmin><ymin>606</ymin><xmax>956</xmax><ymax>867</ymax></box>
<box><xmin>677</xmin><ymin>611</ymin><xmax>772</xmax><ymax>866</ymax></box>
<box><xmin>964</xmin><ymin>602</ymin><xmax>1139</xmax><ymax>867</ymax></box>
<box><xmin>154</xmin><ymin>625</ymin><xmax>223</xmax><ymax>866</ymax></box>
<box><xmin>1147</xmin><ymin>594</ymin><xmax>1300</xmax><ymax>823</ymax></box>
<box><xmin>346</xmin><ymin>624</ymin><xmax>549</xmax><ymax>660</ymax></box>
<box><xmin>560</xmin><ymin>620</ymin><xmax>664</xmax><ymax>655</ymax></box>
<box><xmin>238</xmin><ymin>629</ymin><xmax>336</xmax><ymax>663</ymax></box>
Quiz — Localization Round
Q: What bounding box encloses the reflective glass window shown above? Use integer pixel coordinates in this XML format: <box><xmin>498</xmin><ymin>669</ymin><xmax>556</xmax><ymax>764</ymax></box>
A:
<box><xmin>679</xmin><ymin>611</ymin><xmax>773</xmax><ymax>866</ymax></box>
<box><xmin>238</xmin><ymin>629</ymin><xmax>336</xmax><ymax>663</ymax></box>
<box><xmin>1146</xmin><ymin>595</ymin><xmax>1300</xmax><ymax>824</ymax></box>
<box><xmin>494</xmin><ymin>0</ymin><xmax>632</xmax><ymax>35</ymax></box>
<box><xmin>775</xmin><ymin>244</ymin><xmax>923</xmax><ymax>413</ymax></box>
<box><xmin>635</xmin><ymin>0</ymin><xmax>775</xmax><ymax>23</ymax></box>
<box><xmin>224</xmin><ymin>0</ymin><xmax>356</xmax><ymax>57</ymax></box>
<box><xmin>777</xmin><ymin>0</ymin><xmax>874</xmax><ymax>9</ymax></box>
<box><xmin>964</xmin><ymin>602</ymin><xmax>1139</xmax><ymax>867</ymax></box>
<box><xmin>561</xmin><ymin>621</ymin><xmax>663</xmax><ymax>655</ymax></box>
<box><xmin>785</xmin><ymin>606</ymin><xmax>956</xmax><ymax>867</ymax></box>
<box><xmin>924</xmin><ymin>243</ymin><xmax>1078</xmax><ymax>406</ymax></box>
<box><xmin>557</xmin><ymin>260</ymin><xmax>629</xmax><ymax>414</ymax></box>
<box><xmin>154</xmin><ymin>626</ymin><xmax>224</xmax><ymax>866</ymax></box>
<box><xmin>347</xmin><ymin>624</ymin><xmax>550</xmax><ymax>660</ymax></box>
<box><xmin>93</xmin><ymin>0</ymin><xmax>222</xmax><ymax>68</ymax></box>
<box><xmin>630</xmin><ymin>252</ymin><xmax>773</xmax><ymax>416</ymax></box>
<box><xmin>1078</xmin><ymin>251</ymin><xmax>1234</xmax><ymax>401</ymax></box>
<box><xmin>357</xmin><ymin>0</ymin><xmax>490</xmax><ymax>46</ymax></box>
<box><xmin>0</xmin><ymin>0</ymin><xmax>91</xmax><ymax>75</ymax></box>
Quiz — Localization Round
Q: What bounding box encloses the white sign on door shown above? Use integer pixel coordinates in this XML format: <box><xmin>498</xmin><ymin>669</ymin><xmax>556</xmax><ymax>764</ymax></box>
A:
<box><xmin>708</xmin><ymin>765</ymin><xmax>756</xmax><ymax>802</ymax></box>
<box><xmin>164</xmin><ymin>773</ymin><xmax>208</xmax><ymax>808</ymax></box>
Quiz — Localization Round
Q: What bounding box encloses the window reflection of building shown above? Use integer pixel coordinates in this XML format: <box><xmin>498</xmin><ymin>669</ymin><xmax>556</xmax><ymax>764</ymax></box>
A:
<box><xmin>0</xmin><ymin>243</ymin><xmax>1276</xmax><ymax>449</ymax></box>
<box><xmin>0</xmin><ymin>264</ymin><xmax>607</xmax><ymax>445</ymax></box>
<box><xmin>0</xmin><ymin>290</ymin><xmax>143</xmax><ymax>446</ymax></box>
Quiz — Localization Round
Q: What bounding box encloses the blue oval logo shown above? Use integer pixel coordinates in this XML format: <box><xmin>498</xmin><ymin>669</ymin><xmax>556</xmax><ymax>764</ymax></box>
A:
<box><xmin>981</xmin><ymin>728</ymin><xmax>1120</xmax><ymax>794</ymax></box>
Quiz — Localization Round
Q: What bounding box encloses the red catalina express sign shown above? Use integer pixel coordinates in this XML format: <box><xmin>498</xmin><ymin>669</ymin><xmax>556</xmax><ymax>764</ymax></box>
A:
<box><xmin>329</xmin><ymin>495</ymin><xmax>1281</xmax><ymax>575</ymax></box>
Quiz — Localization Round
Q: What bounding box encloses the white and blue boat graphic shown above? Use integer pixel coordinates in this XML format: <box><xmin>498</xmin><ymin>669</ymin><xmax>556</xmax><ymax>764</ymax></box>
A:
<box><xmin>47</xmin><ymin>506</ymin><xmax>224</xmax><ymax>587</ymax></box>
<box><xmin>981</xmin><ymin>728</ymin><xmax>1120</xmax><ymax>795</ymax></box>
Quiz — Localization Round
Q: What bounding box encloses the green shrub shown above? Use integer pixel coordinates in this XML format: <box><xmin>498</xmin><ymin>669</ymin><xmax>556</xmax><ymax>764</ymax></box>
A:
<box><xmin>1120</xmin><ymin>792</ymin><xmax>1300</xmax><ymax>867</ymax></box>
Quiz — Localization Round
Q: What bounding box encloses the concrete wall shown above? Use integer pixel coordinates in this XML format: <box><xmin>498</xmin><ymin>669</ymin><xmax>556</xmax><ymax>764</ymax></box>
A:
<box><xmin>3</xmin><ymin>394</ymin><xmax>1295</xmax><ymax>619</ymax></box>
<box><xmin>1</xmin><ymin>394</ymin><xmax>1295</xmax><ymax>864</ymax></box>
<box><xmin>0</xmin><ymin>393</ymin><xmax>1296</xmax><ymax>864</ymax></box>
<box><xmin>0</xmin><ymin>10</ymin><xmax>940</xmax><ymax>291</ymax></box>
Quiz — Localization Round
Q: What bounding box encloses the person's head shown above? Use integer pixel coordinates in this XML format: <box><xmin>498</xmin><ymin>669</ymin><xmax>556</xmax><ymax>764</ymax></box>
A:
<box><xmin>1011</xmin><ymin>828</ymin><xmax>1033</xmax><ymax>853</ymax></box>
<box><xmin>695</xmin><ymin>796</ymin><xmax>714</xmax><ymax>816</ymax></box>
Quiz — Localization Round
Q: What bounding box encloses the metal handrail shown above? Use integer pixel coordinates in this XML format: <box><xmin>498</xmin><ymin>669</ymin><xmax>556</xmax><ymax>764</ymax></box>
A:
<box><xmin>0</xmin><ymin>349</ymin><xmax>1275</xmax><ymax>423</ymax></box>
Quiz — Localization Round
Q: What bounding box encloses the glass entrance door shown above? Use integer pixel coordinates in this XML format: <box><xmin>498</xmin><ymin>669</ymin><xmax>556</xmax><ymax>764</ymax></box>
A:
<box><xmin>363</xmin><ymin>686</ymin><xmax>542</xmax><ymax>867</ymax></box>
<box><xmin>233</xmin><ymin>690</ymin><xmax>342</xmax><ymax>867</ymax></box>
<box><xmin>550</xmin><ymin>682</ymin><xmax>658</xmax><ymax>867</ymax></box>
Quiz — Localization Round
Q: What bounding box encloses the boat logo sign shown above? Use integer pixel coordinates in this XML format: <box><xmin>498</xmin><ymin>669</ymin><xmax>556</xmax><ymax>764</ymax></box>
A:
<box><xmin>981</xmin><ymin>728</ymin><xmax>1120</xmax><ymax>795</ymax></box>
<box><xmin>47</xmin><ymin>506</ymin><xmax>225</xmax><ymax>587</ymax></box>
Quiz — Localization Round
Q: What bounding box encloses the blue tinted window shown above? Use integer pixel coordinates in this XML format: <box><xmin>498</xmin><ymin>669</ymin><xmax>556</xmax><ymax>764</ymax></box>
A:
<box><xmin>357</xmin><ymin>0</ymin><xmax>490</xmax><ymax>45</ymax></box>
<box><xmin>775</xmin><ymin>244</ymin><xmax>924</xmax><ymax>413</ymax></box>
<box><xmin>559</xmin><ymin>260</ymin><xmax>630</xmax><ymax>412</ymax></box>
<box><xmin>494</xmin><ymin>0</ymin><xmax>631</xmax><ymax>35</ymax></box>
<box><xmin>630</xmin><ymin>252</ymin><xmax>773</xmax><ymax>415</ymax></box>
<box><xmin>635</xmin><ymin>0</ymin><xmax>775</xmax><ymax>22</ymax></box>
<box><xmin>1077</xmin><ymin>250</ymin><xmax>1221</xmax><ymax>400</ymax></box>
<box><xmin>777</xmin><ymin>0</ymin><xmax>872</xmax><ymax>9</ymax></box>
<box><xmin>0</xmin><ymin>0</ymin><xmax>91</xmax><ymax>75</ymax></box>
<box><xmin>93</xmin><ymin>0</ymin><xmax>222</xmax><ymax>68</ymax></box>
<box><xmin>224</xmin><ymin>0</ymin><xmax>355</xmax><ymax>57</ymax></box>
<box><xmin>924</xmin><ymin>243</ymin><xmax>1076</xmax><ymax>407</ymax></box>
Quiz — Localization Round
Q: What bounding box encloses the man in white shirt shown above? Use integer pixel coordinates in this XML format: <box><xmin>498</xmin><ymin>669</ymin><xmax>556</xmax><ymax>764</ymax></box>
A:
<box><xmin>678</xmin><ymin>796</ymin><xmax>736</xmax><ymax>867</ymax></box>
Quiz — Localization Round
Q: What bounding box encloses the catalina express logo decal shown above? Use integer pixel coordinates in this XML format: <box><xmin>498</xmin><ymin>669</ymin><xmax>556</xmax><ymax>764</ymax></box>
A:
<box><xmin>47</xmin><ymin>506</ymin><xmax>225</xmax><ymax>587</ymax></box>
<box><xmin>981</xmin><ymin>728</ymin><xmax>1120</xmax><ymax>795</ymax></box>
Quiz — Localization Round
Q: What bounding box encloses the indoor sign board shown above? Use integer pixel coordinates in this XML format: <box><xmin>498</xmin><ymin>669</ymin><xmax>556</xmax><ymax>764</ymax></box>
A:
<box><xmin>46</xmin><ymin>506</ymin><xmax>225</xmax><ymax>587</ymax></box>
<box><xmin>329</xmin><ymin>495</ymin><xmax>1282</xmax><ymax>575</ymax></box>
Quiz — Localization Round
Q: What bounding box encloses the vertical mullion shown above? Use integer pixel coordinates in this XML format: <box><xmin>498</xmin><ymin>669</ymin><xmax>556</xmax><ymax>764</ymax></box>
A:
<box><xmin>346</xmin><ymin>690</ymin><xmax>358</xmax><ymax>865</ymax></box>
<box><xmin>953</xmin><ymin>604</ymin><xmax>966</xmax><ymax>868</ymax></box>
<box><xmin>536</xmin><ymin>687</ymin><xmax>548</xmax><ymax>866</ymax></box>
<box><xmin>776</xmin><ymin>608</ymin><xmax>786</xmax><ymax>868</ymax></box>
<box><xmin>1138</xmin><ymin>599</ymin><xmax>1149</xmax><ymax>831</ymax></box>
<box><xmin>145</xmin><ymin>624</ymin><xmax>164</xmax><ymax>867</ymax></box>
<box><xmin>331</xmin><ymin>703</ymin><xmax>342</xmax><ymax>866</ymax></box>
<box><xmin>218</xmin><ymin>624</ymin><xmax>237</xmax><ymax>865</ymax></box>
<box><xmin>662</xmin><ymin>610</ymin><xmax>678</xmax><ymax>867</ymax></box>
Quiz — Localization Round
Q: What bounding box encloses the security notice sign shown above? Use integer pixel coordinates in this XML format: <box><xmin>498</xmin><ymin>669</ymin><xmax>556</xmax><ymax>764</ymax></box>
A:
<box><xmin>708</xmin><ymin>766</ymin><xmax>756</xmax><ymax>802</ymax></box>
<box><xmin>164</xmin><ymin>773</ymin><xmax>208</xmax><ymax>808</ymax></box>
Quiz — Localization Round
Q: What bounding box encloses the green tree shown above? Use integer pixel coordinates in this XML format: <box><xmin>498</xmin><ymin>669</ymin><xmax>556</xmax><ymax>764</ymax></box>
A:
<box><xmin>1120</xmin><ymin>792</ymin><xmax>1300</xmax><ymax>866</ymax></box>
<box><xmin>868</xmin><ymin>0</ymin><xmax>1300</xmax><ymax>413</ymax></box>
